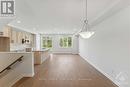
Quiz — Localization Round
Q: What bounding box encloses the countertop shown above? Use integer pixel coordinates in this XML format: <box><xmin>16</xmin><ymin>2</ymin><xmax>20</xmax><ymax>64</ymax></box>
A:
<box><xmin>32</xmin><ymin>48</ymin><xmax>50</xmax><ymax>52</ymax></box>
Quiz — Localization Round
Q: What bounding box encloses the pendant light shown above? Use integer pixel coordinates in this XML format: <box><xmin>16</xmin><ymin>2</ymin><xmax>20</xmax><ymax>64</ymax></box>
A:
<box><xmin>79</xmin><ymin>0</ymin><xmax>94</xmax><ymax>39</ymax></box>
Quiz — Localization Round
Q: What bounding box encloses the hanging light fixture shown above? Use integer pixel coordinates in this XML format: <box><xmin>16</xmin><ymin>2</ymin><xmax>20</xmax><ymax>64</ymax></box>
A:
<box><xmin>79</xmin><ymin>0</ymin><xmax>94</xmax><ymax>39</ymax></box>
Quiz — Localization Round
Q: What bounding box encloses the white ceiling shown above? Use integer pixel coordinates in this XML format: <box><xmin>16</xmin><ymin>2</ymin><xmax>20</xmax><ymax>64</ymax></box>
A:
<box><xmin>0</xmin><ymin>19</ymin><xmax>13</xmax><ymax>31</ymax></box>
<box><xmin>6</xmin><ymin>0</ymin><xmax>130</xmax><ymax>34</ymax></box>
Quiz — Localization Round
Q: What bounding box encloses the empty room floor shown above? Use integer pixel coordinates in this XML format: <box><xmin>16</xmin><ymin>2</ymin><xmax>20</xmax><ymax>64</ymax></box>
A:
<box><xmin>13</xmin><ymin>54</ymin><xmax>118</xmax><ymax>87</ymax></box>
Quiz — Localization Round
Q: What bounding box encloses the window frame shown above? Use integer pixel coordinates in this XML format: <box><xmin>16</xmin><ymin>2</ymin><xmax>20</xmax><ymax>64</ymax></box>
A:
<box><xmin>59</xmin><ymin>36</ymin><xmax>73</xmax><ymax>48</ymax></box>
<box><xmin>41</xmin><ymin>36</ymin><xmax>53</xmax><ymax>49</ymax></box>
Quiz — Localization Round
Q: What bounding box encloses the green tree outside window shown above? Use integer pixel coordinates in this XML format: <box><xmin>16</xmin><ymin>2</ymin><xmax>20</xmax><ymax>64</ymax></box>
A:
<box><xmin>60</xmin><ymin>37</ymin><xmax>72</xmax><ymax>48</ymax></box>
<box><xmin>42</xmin><ymin>37</ymin><xmax>52</xmax><ymax>48</ymax></box>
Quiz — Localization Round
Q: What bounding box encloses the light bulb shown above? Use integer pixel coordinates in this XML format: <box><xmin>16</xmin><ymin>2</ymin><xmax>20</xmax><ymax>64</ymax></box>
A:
<box><xmin>79</xmin><ymin>31</ymin><xmax>95</xmax><ymax>39</ymax></box>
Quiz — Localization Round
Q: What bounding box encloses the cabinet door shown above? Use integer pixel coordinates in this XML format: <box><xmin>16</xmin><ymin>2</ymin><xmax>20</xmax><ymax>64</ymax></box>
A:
<box><xmin>12</xmin><ymin>31</ymin><xmax>17</xmax><ymax>43</ymax></box>
<box><xmin>0</xmin><ymin>37</ymin><xmax>10</xmax><ymax>52</ymax></box>
<box><xmin>17</xmin><ymin>32</ymin><xmax>23</xmax><ymax>44</ymax></box>
<box><xmin>21</xmin><ymin>32</ymin><xmax>25</xmax><ymax>41</ymax></box>
<box><xmin>3</xmin><ymin>26</ymin><xmax>12</xmax><ymax>42</ymax></box>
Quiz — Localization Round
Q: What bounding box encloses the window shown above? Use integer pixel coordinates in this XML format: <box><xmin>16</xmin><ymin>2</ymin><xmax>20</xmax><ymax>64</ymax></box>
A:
<box><xmin>42</xmin><ymin>37</ymin><xmax>52</xmax><ymax>48</ymax></box>
<box><xmin>60</xmin><ymin>37</ymin><xmax>72</xmax><ymax>48</ymax></box>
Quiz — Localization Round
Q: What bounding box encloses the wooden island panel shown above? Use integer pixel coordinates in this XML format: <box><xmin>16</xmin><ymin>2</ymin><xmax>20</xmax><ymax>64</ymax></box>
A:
<box><xmin>33</xmin><ymin>49</ymin><xmax>50</xmax><ymax>65</ymax></box>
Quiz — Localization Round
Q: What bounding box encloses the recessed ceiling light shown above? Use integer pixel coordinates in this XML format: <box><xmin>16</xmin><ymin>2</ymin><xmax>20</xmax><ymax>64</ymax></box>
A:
<box><xmin>17</xmin><ymin>21</ymin><xmax>21</xmax><ymax>23</ymax></box>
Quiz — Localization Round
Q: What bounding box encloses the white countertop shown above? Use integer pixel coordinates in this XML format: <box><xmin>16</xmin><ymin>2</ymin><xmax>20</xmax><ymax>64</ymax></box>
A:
<box><xmin>32</xmin><ymin>48</ymin><xmax>50</xmax><ymax>52</ymax></box>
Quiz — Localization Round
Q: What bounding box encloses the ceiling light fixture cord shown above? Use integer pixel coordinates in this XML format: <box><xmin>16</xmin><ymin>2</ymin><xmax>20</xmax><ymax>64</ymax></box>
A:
<box><xmin>79</xmin><ymin>0</ymin><xmax>95</xmax><ymax>39</ymax></box>
<box><xmin>86</xmin><ymin>0</ymin><xmax>88</xmax><ymax>21</ymax></box>
<box><xmin>84</xmin><ymin>0</ymin><xmax>88</xmax><ymax>32</ymax></box>
<box><xmin>86</xmin><ymin>0</ymin><xmax>88</xmax><ymax>31</ymax></box>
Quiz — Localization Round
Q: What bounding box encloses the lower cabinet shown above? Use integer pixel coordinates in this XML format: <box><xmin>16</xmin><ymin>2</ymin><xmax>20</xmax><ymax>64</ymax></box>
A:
<box><xmin>0</xmin><ymin>37</ymin><xmax>10</xmax><ymax>52</ymax></box>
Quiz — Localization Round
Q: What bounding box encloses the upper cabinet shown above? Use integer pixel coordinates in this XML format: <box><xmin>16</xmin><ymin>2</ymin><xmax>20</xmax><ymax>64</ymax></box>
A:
<box><xmin>3</xmin><ymin>26</ymin><xmax>12</xmax><ymax>42</ymax></box>
<box><xmin>12</xmin><ymin>30</ymin><xmax>17</xmax><ymax>43</ymax></box>
<box><xmin>17</xmin><ymin>31</ymin><xmax>23</xmax><ymax>44</ymax></box>
<box><xmin>3</xmin><ymin>25</ymin><xmax>35</xmax><ymax>47</ymax></box>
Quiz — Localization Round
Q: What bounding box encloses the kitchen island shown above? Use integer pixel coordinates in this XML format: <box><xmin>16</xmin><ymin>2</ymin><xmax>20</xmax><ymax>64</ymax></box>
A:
<box><xmin>33</xmin><ymin>49</ymin><xmax>50</xmax><ymax>65</ymax></box>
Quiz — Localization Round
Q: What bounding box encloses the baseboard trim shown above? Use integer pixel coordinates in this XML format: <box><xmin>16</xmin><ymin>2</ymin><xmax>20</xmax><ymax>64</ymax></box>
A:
<box><xmin>24</xmin><ymin>72</ymin><xmax>35</xmax><ymax>77</ymax></box>
<box><xmin>79</xmin><ymin>54</ymin><xmax>121</xmax><ymax>87</ymax></box>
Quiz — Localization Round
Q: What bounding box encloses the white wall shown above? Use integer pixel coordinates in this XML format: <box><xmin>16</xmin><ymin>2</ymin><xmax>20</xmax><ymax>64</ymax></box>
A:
<box><xmin>79</xmin><ymin>5</ymin><xmax>130</xmax><ymax>87</ymax></box>
<box><xmin>0</xmin><ymin>19</ymin><xmax>13</xmax><ymax>32</ymax></box>
<box><xmin>41</xmin><ymin>34</ymin><xmax>79</xmax><ymax>54</ymax></box>
<box><xmin>36</xmin><ymin>34</ymin><xmax>41</xmax><ymax>50</ymax></box>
